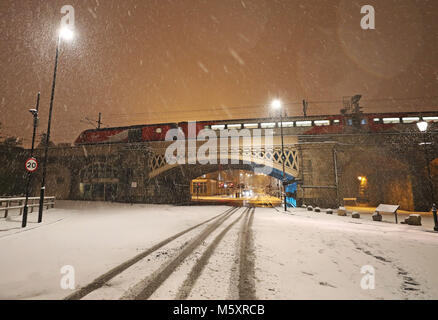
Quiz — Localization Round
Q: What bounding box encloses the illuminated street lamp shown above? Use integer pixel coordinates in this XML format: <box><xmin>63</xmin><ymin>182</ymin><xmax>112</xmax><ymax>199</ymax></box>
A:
<box><xmin>271</xmin><ymin>99</ymin><xmax>287</xmax><ymax>212</ymax></box>
<box><xmin>416</xmin><ymin>119</ymin><xmax>438</xmax><ymax>231</ymax></box>
<box><xmin>417</xmin><ymin>120</ymin><xmax>428</xmax><ymax>133</ymax></box>
<box><xmin>38</xmin><ymin>26</ymin><xmax>75</xmax><ymax>224</ymax></box>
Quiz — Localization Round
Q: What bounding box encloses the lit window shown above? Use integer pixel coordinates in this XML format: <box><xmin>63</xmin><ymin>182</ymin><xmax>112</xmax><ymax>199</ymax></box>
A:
<box><xmin>424</xmin><ymin>117</ymin><xmax>438</xmax><ymax>122</ymax></box>
<box><xmin>314</xmin><ymin>120</ymin><xmax>330</xmax><ymax>126</ymax></box>
<box><xmin>212</xmin><ymin>125</ymin><xmax>225</xmax><ymax>130</ymax></box>
<box><xmin>227</xmin><ymin>124</ymin><xmax>242</xmax><ymax>129</ymax></box>
<box><xmin>383</xmin><ymin>118</ymin><xmax>400</xmax><ymax>124</ymax></box>
<box><xmin>402</xmin><ymin>117</ymin><xmax>420</xmax><ymax>123</ymax></box>
<box><xmin>333</xmin><ymin>120</ymin><xmax>340</xmax><ymax>125</ymax></box>
<box><xmin>361</xmin><ymin>119</ymin><xmax>367</xmax><ymax>125</ymax></box>
<box><xmin>373</xmin><ymin>118</ymin><xmax>381</xmax><ymax>123</ymax></box>
<box><xmin>243</xmin><ymin>123</ymin><xmax>259</xmax><ymax>129</ymax></box>
<box><xmin>155</xmin><ymin>128</ymin><xmax>162</xmax><ymax>133</ymax></box>
<box><xmin>347</xmin><ymin>119</ymin><xmax>353</xmax><ymax>126</ymax></box>
<box><xmin>261</xmin><ymin>122</ymin><xmax>276</xmax><ymax>129</ymax></box>
<box><xmin>296</xmin><ymin>121</ymin><xmax>312</xmax><ymax>127</ymax></box>
<box><xmin>278</xmin><ymin>122</ymin><xmax>294</xmax><ymax>128</ymax></box>
<box><xmin>204</xmin><ymin>125</ymin><xmax>211</xmax><ymax>129</ymax></box>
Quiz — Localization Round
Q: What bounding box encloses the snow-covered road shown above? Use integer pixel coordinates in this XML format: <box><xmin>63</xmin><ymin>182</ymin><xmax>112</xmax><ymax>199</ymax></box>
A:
<box><xmin>0</xmin><ymin>201</ymin><xmax>437</xmax><ymax>300</ymax></box>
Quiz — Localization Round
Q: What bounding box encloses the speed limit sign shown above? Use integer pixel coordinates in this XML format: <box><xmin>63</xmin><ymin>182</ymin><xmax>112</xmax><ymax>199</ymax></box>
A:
<box><xmin>25</xmin><ymin>157</ymin><xmax>38</xmax><ymax>173</ymax></box>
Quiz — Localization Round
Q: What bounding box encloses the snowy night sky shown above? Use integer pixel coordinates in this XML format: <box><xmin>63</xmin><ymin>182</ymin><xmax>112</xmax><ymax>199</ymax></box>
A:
<box><xmin>0</xmin><ymin>0</ymin><xmax>437</xmax><ymax>144</ymax></box>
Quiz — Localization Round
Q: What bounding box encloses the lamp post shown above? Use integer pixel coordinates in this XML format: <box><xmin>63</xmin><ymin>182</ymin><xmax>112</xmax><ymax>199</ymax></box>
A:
<box><xmin>417</xmin><ymin>119</ymin><xmax>438</xmax><ymax>232</ymax></box>
<box><xmin>22</xmin><ymin>92</ymin><xmax>40</xmax><ymax>228</ymax></box>
<box><xmin>271</xmin><ymin>99</ymin><xmax>287</xmax><ymax>212</ymax></box>
<box><xmin>38</xmin><ymin>27</ymin><xmax>74</xmax><ymax>224</ymax></box>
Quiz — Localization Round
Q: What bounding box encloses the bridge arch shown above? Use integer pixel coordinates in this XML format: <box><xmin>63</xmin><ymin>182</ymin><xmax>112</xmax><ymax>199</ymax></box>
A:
<box><xmin>78</xmin><ymin>162</ymin><xmax>120</xmax><ymax>201</ymax></box>
<box><xmin>147</xmin><ymin>146</ymin><xmax>300</xmax><ymax>180</ymax></box>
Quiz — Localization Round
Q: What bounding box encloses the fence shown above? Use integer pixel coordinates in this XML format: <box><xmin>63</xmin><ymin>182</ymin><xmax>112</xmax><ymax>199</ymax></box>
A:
<box><xmin>0</xmin><ymin>197</ymin><xmax>55</xmax><ymax>218</ymax></box>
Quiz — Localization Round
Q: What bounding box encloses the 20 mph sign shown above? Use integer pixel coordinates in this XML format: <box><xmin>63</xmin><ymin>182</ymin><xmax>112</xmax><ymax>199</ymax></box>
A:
<box><xmin>25</xmin><ymin>158</ymin><xmax>38</xmax><ymax>173</ymax></box>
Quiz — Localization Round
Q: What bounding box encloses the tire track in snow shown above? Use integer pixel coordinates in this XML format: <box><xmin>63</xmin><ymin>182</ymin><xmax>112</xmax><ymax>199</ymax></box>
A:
<box><xmin>175</xmin><ymin>207</ymin><xmax>249</xmax><ymax>300</ymax></box>
<box><xmin>238</xmin><ymin>207</ymin><xmax>256</xmax><ymax>300</ymax></box>
<box><xmin>127</xmin><ymin>207</ymin><xmax>241</xmax><ymax>300</ymax></box>
<box><xmin>65</xmin><ymin>207</ymin><xmax>236</xmax><ymax>300</ymax></box>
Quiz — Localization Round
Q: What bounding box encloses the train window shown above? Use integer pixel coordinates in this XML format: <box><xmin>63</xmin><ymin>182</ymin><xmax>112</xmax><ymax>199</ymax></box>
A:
<box><xmin>204</xmin><ymin>125</ymin><xmax>211</xmax><ymax>129</ymax></box>
<box><xmin>155</xmin><ymin>128</ymin><xmax>162</xmax><ymax>133</ymax></box>
<box><xmin>211</xmin><ymin>125</ymin><xmax>225</xmax><ymax>130</ymax></box>
<box><xmin>333</xmin><ymin>120</ymin><xmax>340</xmax><ymax>125</ymax></box>
<box><xmin>361</xmin><ymin>119</ymin><xmax>367</xmax><ymax>125</ymax></box>
<box><xmin>424</xmin><ymin>117</ymin><xmax>438</xmax><ymax>122</ymax></box>
<box><xmin>373</xmin><ymin>118</ymin><xmax>381</xmax><ymax>123</ymax></box>
<box><xmin>383</xmin><ymin>118</ymin><xmax>400</xmax><ymax>124</ymax></box>
<box><xmin>296</xmin><ymin>121</ymin><xmax>312</xmax><ymax>127</ymax></box>
<box><xmin>402</xmin><ymin>117</ymin><xmax>420</xmax><ymax>123</ymax></box>
<box><xmin>261</xmin><ymin>122</ymin><xmax>276</xmax><ymax>128</ymax></box>
<box><xmin>243</xmin><ymin>123</ymin><xmax>259</xmax><ymax>129</ymax></box>
<box><xmin>278</xmin><ymin>122</ymin><xmax>294</xmax><ymax>128</ymax></box>
<box><xmin>227</xmin><ymin>124</ymin><xmax>242</xmax><ymax>129</ymax></box>
<box><xmin>314</xmin><ymin>120</ymin><xmax>330</xmax><ymax>126</ymax></box>
<box><xmin>347</xmin><ymin>119</ymin><xmax>353</xmax><ymax>126</ymax></box>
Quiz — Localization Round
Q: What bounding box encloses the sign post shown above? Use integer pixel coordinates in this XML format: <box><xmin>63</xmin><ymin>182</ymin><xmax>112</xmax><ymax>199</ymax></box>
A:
<box><xmin>22</xmin><ymin>157</ymin><xmax>38</xmax><ymax>228</ymax></box>
<box><xmin>22</xmin><ymin>92</ymin><xmax>40</xmax><ymax>228</ymax></box>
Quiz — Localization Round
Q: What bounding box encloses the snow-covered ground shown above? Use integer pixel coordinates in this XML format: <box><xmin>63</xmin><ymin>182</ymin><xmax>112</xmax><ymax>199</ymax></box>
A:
<box><xmin>0</xmin><ymin>201</ymin><xmax>226</xmax><ymax>299</ymax></box>
<box><xmin>0</xmin><ymin>201</ymin><xmax>437</xmax><ymax>300</ymax></box>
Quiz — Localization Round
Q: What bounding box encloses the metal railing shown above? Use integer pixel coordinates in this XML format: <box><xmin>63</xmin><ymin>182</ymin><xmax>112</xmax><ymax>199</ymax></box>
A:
<box><xmin>0</xmin><ymin>197</ymin><xmax>55</xmax><ymax>218</ymax></box>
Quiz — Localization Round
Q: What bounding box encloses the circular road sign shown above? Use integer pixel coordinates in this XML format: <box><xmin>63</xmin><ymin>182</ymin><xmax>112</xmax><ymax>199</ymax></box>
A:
<box><xmin>25</xmin><ymin>157</ymin><xmax>38</xmax><ymax>173</ymax></box>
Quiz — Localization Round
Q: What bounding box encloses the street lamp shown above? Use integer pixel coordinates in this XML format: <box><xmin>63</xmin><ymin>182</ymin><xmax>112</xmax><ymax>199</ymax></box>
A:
<box><xmin>22</xmin><ymin>93</ymin><xmax>40</xmax><ymax>228</ymax></box>
<box><xmin>271</xmin><ymin>99</ymin><xmax>287</xmax><ymax>212</ymax></box>
<box><xmin>38</xmin><ymin>26</ymin><xmax>74</xmax><ymax>224</ymax></box>
<box><xmin>416</xmin><ymin>119</ymin><xmax>438</xmax><ymax>232</ymax></box>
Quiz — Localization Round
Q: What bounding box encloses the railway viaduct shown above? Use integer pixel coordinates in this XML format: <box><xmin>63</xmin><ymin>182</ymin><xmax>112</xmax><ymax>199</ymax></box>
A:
<box><xmin>25</xmin><ymin>127</ymin><xmax>438</xmax><ymax>211</ymax></box>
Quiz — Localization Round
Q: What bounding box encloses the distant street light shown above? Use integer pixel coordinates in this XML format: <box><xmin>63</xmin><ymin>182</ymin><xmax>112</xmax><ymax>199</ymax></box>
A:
<box><xmin>416</xmin><ymin>119</ymin><xmax>437</xmax><ymax>231</ymax></box>
<box><xmin>22</xmin><ymin>93</ymin><xmax>40</xmax><ymax>228</ymax></box>
<box><xmin>271</xmin><ymin>99</ymin><xmax>287</xmax><ymax>212</ymax></box>
<box><xmin>38</xmin><ymin>27</ymin><xmax>74</xmax><ymax>224</ymax></box>
<box><xmin>417</xmin><ymin>120</ymin><xmax>428</xmax><ymax>133</ymax></box>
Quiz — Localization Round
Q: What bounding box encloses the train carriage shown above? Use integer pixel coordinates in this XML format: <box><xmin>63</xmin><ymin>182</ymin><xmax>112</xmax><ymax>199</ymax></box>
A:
<box><xmin>74</xmin><ymin>112</ymin><xmax>438</xmax><ymax>146</ymax></box>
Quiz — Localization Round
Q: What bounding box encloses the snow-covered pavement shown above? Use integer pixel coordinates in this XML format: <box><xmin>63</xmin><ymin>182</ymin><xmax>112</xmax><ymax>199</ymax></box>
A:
<box><xmin>0</xmin><ymin>201</ymin><xmax>437</xmax><ymax>300</ymax></box>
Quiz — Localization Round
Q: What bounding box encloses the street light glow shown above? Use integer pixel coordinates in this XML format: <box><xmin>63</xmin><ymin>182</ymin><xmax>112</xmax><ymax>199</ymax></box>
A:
<box><xmin>417</xmin><ymin>120</ymin><xmax>428</xmax><ymax>132</ymax></box>
<box><xmin>59</xmin><ymin>27</ymin><xmax>74</xmax><ymax>41</ymax></box>
<box><xmin>271</xmin><ymin>99</ymin><xmax>282</xmax><ymax>110</ymax></box>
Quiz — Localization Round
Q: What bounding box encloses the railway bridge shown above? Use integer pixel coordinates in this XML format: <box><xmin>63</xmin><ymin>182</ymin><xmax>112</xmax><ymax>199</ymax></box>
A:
<box><xmin>25</xmin><ymin>127</ymin><xmax>438</xmax><ymax>211</ymax></box>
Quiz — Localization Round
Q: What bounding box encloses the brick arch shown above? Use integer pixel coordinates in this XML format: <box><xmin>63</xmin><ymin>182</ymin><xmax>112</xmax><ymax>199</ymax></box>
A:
<box><xmin>340</xmin><ymin>152</ymin><xmax>414</xmax><ymax>210</ymax></box>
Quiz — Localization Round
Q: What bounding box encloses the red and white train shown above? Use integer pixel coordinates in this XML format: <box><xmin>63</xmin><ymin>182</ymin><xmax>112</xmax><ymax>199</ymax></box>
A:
<box><xmin>74</xmin><ymin>112</ymin><xmax>438</xmax><ymax>146</ymax></box>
